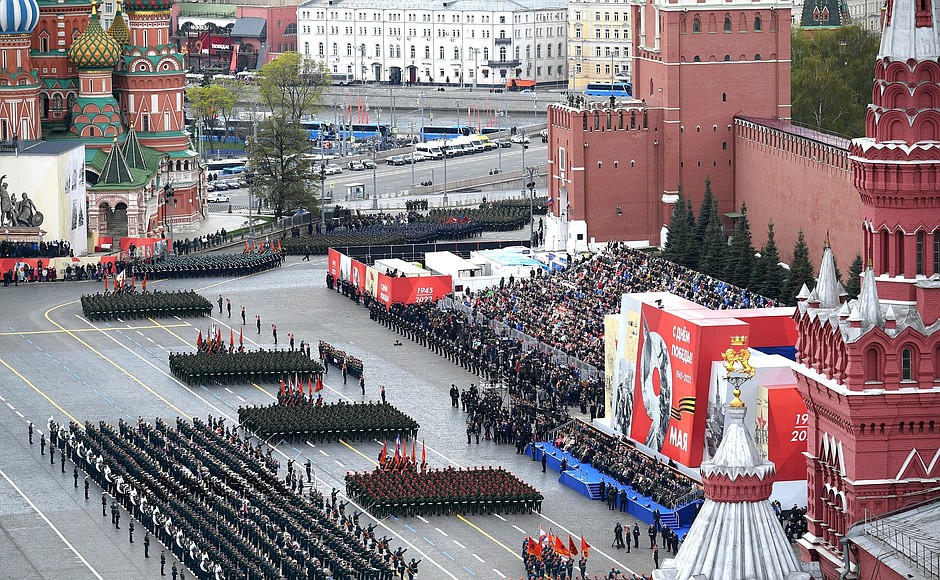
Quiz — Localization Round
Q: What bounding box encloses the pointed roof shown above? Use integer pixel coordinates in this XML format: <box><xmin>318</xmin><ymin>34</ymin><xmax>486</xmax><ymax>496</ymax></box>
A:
<box><xmin>816</xmin><ymin>245</ymin><xmax>841</xmax><ymax>309</ymax></box>
<box><xmin>107</xmin><ymin>1</ymin><xmax>130</xmax><ymax>48</ymax></box>
<box><xmin>879</xmin><ymin>0</ymin><xmax>940</xmax><ymax>61</ymax></box>
<box><xmin>99</xmin><ymin>137</ymin><xmax>133</xmax><ymax>184</ymax></box>
<box><xmin>122</xmin><ymin>128</ymin><xmax>146</xmax><ymax>169</ymax></box>
<box><xmin>800</xmin><ymin>0</ymin><xmax>850</xmax><ymax>28</ymax></box>
<box><xmin>654</xmin><ymin>405</ymin><xmax>810</xmax><ymax>580</ymax></box>
<box><xmin>857</xmin><ymin>267</ymin><xmax>885</xmax><ymax>328</ymax></box>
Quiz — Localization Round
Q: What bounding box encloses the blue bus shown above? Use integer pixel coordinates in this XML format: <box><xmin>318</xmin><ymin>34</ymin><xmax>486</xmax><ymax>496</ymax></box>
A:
<box><xmin>421</xmin><ymin>125</ymin><xmax>472</xmax><ymax>141</ymax></box>
<box><xmin>584</xmin><ymin>82</ymin><xmax>633</xmax><ymax>98</ymax></box>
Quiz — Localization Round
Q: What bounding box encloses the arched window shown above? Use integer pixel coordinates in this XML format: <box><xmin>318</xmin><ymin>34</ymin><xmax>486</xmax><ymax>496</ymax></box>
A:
<box><xmin>901</xmin><ymin>347</ymin><xmax>914</xmax><ymax>381</ymax></box>
<box><xmin>865</xmin><ymin>347</ymin><xmax>882</xmax><ymax>383</ymax></box>
<box><xmin>376</xmin><ymin>44</ymin><xmax>381</xmax><ymax>57</ymax></box>
<box><xmin>693</xmin><ymin>55</ymin><xmax>701</xmax><ymax>62</ymax></box>
<box><xmin>724</xmin><ymin>54</ymin><xmax>731</xmax><ymax>61</ymax></box>
<box><xmin>918</xmin><ymin>231</ymin><xmax>926</xmax><ymax>274</ymax></box>
<box><xmin>754</xmin><ymin>54</ymin><xmax>762</xmax><ymax>60</ymax></box>
<box><xmin>425</xmin><ymin>46</ymin><xmax>431</xmax><ymax>59</ymax></box>
<box><xmin>319</xmin><ymin>42</ymin><xmax>324</xmax><ymax>56</ymax></box>
<box><xmin>332</xmin><ymin>43</ymin><xmax>338</xmax><ymax>56</ymax></box>
<box><xmin>547</xmin><ymin>44</ymin><xmax>552</xmax><ymax>58</ymax></box>
<box><xmin>439</xmin><ymin>46</ymin><xmax>445</xmax><ymax>59</ymax></box>
<box><xmin>754</xmin><ymin>15</ymin><xmax>762</xmax><ymax>31</ymax></box>
<box><xmin>284</xmin><ymin>23</ymin><xmax>297</xmax><ymax>35</ymax></box>
<box><xmin>724</xmin><ymin>16</ymin><xmax>732</xmax><ymax>32</ymax></box>
<box><xmin>455</xmin><ymin>47</ymin><xmax>460</xmax><ymax>60</ymax></box>
<box><xmin>410</xmin><ymin>45</ymin><xmax>416</xmax><ymax>58</ymax></box>
<box><xmin>692</xmin><ymin>17</ymin><xmax>701</xmax><ymax>32</ymax></box>
<box><xmin>347</xmin><ymin>43</ymin><xmax>353</xmax><ymax>56</ymax></box>
<box><xmin>304</xmin><ymin>42</ymin><xmax>310</xmax><ymax>55</ymax></box>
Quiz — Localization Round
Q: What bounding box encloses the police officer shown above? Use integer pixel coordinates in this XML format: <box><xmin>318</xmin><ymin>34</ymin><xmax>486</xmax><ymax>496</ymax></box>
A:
<box><xmin>160</xmin><ymin>550</ymin><xmax>166</xmax><ymax>575</ymax></box>
<box><xmin>171</xmin><ymin>561</ymin><xmax>177</xmax><ymax>580</ymax></box>
<box><xmin>144</xmin><ymin>532</ymin><xmax>150</xmax><ymax>557</ymax></box>
<box><xmin>40</xmin><ymin>433</ymin><xmax>45</xmax><ymax>455</ymax></box>
<box><xmin>102</xmin><ymin>492</ymin><xmax>108</xmax><ymax>517</ymax></box>
<box><xmin>84</xmin><ymin>475</ymin><xmax>90</xmax><ymax>499</ymax></box>
<box><xmin>28</xmin><ymin>421</ymin><xmax>33</xmax><ymax>444</ymax></box>
<box><xmin>128</xmin><ymin>520</ymin><xmax>134</xmax><ymax>543</ymax></box>
<box><xmin>73</xmin><ymin>465</ymin><xmax>79</xmax><ymax>487</ymax></box>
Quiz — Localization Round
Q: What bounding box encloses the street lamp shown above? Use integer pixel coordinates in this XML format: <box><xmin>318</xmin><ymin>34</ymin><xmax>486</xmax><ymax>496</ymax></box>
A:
<box><xmin>319</xmin><ymin>158</ymin><xmax>327</xmax><ymax>232</ymax></box>
<box><xmin>370</xmin><ymin>144</ymin><xmax>378</xmax><ymax>208</ymax></box>
<box><xmin>526</xmin><ymin>166</ymin><xmax>537</xmax><ymax>247</ymax></box>
<box><xmin>163</xmin><ymin>182</ymin><xmax>176</xmax><ymax>242</ymax></box>
<box><xmin>468</xmin><ymin>47</ymin><xmax>479</xmax><ymax>91</ymax></box>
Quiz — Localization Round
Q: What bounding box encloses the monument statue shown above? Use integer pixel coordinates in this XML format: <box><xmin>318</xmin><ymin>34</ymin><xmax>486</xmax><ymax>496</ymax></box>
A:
<box><xmin>0</xmin><ymin>175</ymin><xmax>13</xmax><ymax>226</ymax></box>
<box><xmin>15</xmin><ymin>192</ymin><xmax>42</xmax><ymax>227</ymax></box>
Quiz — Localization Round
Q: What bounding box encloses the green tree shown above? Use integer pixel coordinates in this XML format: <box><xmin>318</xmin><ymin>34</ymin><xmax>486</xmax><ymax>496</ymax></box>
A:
<box><xmin>724</xmin><ymin>201</ymin><xmax>756</xmax><ymax>288</ymax></box>
<box><xmin>752</xmin><ymin>222</ymin><xmax>785</xmax><ymax>302</ymax></box>
<box><xmin>695</xmin><ymin>177</ymin><xmax>715</xmax><ymax>245</ymax></box>
<box><xmin>791</xmin><ymin>26</ymin><xmax>880</xmax><ymax>137</ymax></box>
<box><xmin>682</xmin><ymin>195</ymin><xmax>699</xmax><ymax>269</ymax></box>
<box><xmin>699</xmin><ymin>201</ymin><xmax>727</xmax><ymax>278</ymax></box>
<box><xmin>258</xmin><ymin>52</ymin><xmax>329</xmax><ymax>121</ymax></box>
<box><xmin>212</xmin><ymin>78</ymin><xmax>249</xmax><ymax>144</ymax></box>
<box><xmin>247</xmin><ymin>114</ymin><xmax>317</xmax><ymax>219</ymax></box>
<box><xmin>187</xmin><ymin>84</ymin><xmax>236</xmax><ymax>144</ymax></box>
<box><xmin>783</xmin><ymin>230</ymin><xmax>815</xmax><ymax>305</ymax></box>
<box><xmin>845</xmin><ymin>253</ymin><xmax>863</xmax><ymax>300</ymax></box>
<box><xmin>664</xmin><ymin>187</ymin><xmax>690</xmax><ymax>264</ymax></box>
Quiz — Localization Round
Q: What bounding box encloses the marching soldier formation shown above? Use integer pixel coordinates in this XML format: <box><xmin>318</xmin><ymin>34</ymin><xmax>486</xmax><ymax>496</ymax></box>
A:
<box><xmin>136</xmin><ymin>252</ymin><xmax>282</xmax><ymax>280</ymax></box>
<box><xmin>345</xmin><ymin>465</ymin><xmax>543</xmax><ymax>518</ymax></box>
<box><xmin>238</xmin><ymin>400</ymin><xmax>419</xmax><ymax>443</ymax></box>
<box><xmin>168</xmin><ymin>350</ymin><xmax>324</xmax><ymax>386</ymax></box>
<box><xmin>318</xmin><ymin>341</ymin><xmax>364</xmax><ymax>378</ymax></box>
<box><xmin>58</xmin><ymin>415</ymin><xmax>400</xmax><ymax>579</ymax></box>
<box><xmin>81</xmin><ymin>290</ymin><xmax>213</xmax><ymax>321</ymax></box>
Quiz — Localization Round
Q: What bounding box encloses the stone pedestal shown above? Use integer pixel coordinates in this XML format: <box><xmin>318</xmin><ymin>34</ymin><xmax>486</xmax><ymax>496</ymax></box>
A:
<box><xmin>1</xmin><ymin>226</ymin><xmax>44</xmax><ymax>243</ymax></box>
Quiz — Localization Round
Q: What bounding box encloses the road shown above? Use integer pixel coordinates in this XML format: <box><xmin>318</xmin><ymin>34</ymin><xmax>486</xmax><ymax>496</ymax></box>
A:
<box><xmin>208</xmin><ymin>140</ymin><xmax>548</xmax><ymax>211</ymax></box>
<box><xmin>0</xmin><ymin>257</ymin><xmax>659</xmax><ymax>580</ymax></box>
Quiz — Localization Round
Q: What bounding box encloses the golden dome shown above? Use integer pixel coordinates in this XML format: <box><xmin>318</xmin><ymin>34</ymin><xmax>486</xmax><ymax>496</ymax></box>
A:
<box><xmin>107</xmin><ymin>0</ymin><xmax>130</xmax><ymax>48</ymax></box>
<box><xmin>68</xmin><ymin>0</ymin><xmax>120</xmax><ymax>71</ymax></box>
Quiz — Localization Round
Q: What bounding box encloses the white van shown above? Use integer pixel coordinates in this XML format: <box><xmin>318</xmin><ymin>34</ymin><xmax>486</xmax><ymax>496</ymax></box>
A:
<box><xmin>467</xmin><ymin>135</ymin><xmax>487</xmax><ymax>153</ymax></box>
<box><xmin>453</xmin><ymin>135</ymin><xmax>477</xmax><ymax>154</ymax></box>
<box><xmin>415</xmin><ymin>143</ymin><xmax>444</xmax><ymax>159</ymax></box>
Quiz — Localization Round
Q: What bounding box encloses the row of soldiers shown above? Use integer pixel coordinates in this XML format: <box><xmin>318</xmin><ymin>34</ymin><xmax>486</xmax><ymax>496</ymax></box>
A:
<box><xmin>168</xmin><ymin>350</ymin><xmax>324</xmax><ymax>386</ymax></box>
<box><xmin>345</xmin><ymin>466</ymin><xmax>543</xmax><ymax>518</ymax></box>
<box><xmin>238</xmin><ymin>400</ymin><xmax>419</xmax><ymax>444</ymax></box>
<box><xmin>135</xmin><ymin>251</ymin><xmax>282</xmax><ymax>280</ymax></box>
<box><xmin>80</xmin><ymin>290</ymin><xmax>212</xmax><ymax>321</ymax></box>
<box><xmin>69</xmin><ymin>415</ymin><xmax>401</xmax><ymax>579</ymax></box>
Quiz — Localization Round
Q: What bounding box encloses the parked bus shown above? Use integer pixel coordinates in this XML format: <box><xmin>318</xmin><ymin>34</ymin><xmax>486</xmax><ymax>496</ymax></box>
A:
<box><xmin>205</xmin><ymin>158</ymin><xmax>249</xmax><ymax>172</ymax></box>
<box><xmin>584</xmin><ymin>82</ymin><xmax>633</xmax><ymax>98</ymax></box>
<box><xmin>331</xmin><ymin>72</ymin><xmax>355</xmax><ymax>85</ymax></box>
<box><xmin>422</xmin><ymin>125</ymin><xmax>471</xmax><ymax>141</ymax></box>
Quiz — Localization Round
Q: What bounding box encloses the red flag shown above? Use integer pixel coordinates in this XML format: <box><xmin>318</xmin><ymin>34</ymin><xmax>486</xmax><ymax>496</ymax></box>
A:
<box><xmin>307</xmin><ymin>376</ymin><xmax>313</xmax><ymax>396</ymax></box>
<box><xmin>277</xmin><ymin>239</ymin><xmax>282</xmax><ymax>253</ymax></box>
<box><xmin>245</xmin><ymin>241</ymin><xmax>250</xmax><ymax>253</ymax></box>
<box><xmin>196</xmin><ymin>330</ymin><xmax>203</xmax><ymax>347</ymax></box>
<box><xmin>104</xmin><ymin>275</ymin><xmax>109</xmax><ymax>291</ymax></box>
<box><xmin>280</xmin><ymin>377</ymin><xmax>285</xmax><ymax>396</ymax></box>
<box><xmin>421</xmin><ymin>440</ymin><xmax>426</xmax><ymax>470</ymax></box>
<box><xmin>411</xmin><ymin>439</ymin><xmax>416</xmax><ymax>465</ymax></box>
<box><xmin>378</xmin><ymin>441</ymin><xmax>387</xmax><ymax>464</ymax></box>
<box><xmin>239</xmin><ymin>327</ymin><xmax>243</xmax><ymax>346</ymax></box>
<box><xmin>580</xmin><ymin>536</ymin><xmax>590</xmax><ymax>559</ymax></box>
<box><xmin>142</xmin><ymin>273</ymin><xmax>147</xmax><ymax>291</ymax></box>
<box><xmin>526</xmin><ymin>538</ymin><xmax>542</xmax><ymax>560</ymax></box>
<box><xmin>568</xmin><ymin>535</ymin><xmax>578</xmax><ymax>557</ymax></box>
<box><xmin>230</xmin><ymin>328</ymin><xmax>234</xmax><ymax>347</ymax></box>
<box><xmin>553</xmin><ymin>535</ymin><xmax>570</xmax><ymax>558</ymax></box>
<box><xmin>315</xmin><ymin>375</ymin><xmax>324</xmax><ymax>392</ymax></box>
<box><xmin>130</xmin><ymin>275</ymin><xmax>135</xmax><ymax>289</ymax></box>
<box><xmin>402</xmin><ymin>438</ymin><xmax>408</xmax><ymax>463</ymax></box>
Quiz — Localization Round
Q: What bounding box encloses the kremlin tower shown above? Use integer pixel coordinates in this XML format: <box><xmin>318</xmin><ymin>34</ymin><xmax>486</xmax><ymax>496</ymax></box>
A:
<box><xmin>654</xmin><ymin>371</ymin><xmax>809</xmax><ymax>580</ymax></box>
<box><xmin>0</xmin><ymin>0</ymin><xmax>41</xmax><ymax>140</ymax></box>
<box><xmin>794</xmin><ymin>0</ymin><xmax>940</xmax><ymax>577</ymax></box>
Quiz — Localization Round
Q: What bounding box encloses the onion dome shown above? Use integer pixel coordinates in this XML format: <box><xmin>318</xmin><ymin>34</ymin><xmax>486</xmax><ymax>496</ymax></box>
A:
<box><xmin>68</xmin><ymin>0</ymin><xmax>120</xmax><ymax>71</ymax></box>
<box><xmin>0</xmin><ymin>0</ymin><xmax>39</xmax><ymax>35</ymax></box>
<box><xmin>107</xmin><ymin>0</ymin><xmax>130</xmax><ymax>48</ymax></box>
<box><xmin>123</xmin><ymin>0</ymin><xmax>172</xmax><ymax>12</ymax></box>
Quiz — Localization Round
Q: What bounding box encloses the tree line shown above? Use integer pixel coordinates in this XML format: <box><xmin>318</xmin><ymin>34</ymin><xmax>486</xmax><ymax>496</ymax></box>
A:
<box><xmin>662</xmin><ymin>179</ymin><xmax>862</xmax><ymax>306</ymax></box>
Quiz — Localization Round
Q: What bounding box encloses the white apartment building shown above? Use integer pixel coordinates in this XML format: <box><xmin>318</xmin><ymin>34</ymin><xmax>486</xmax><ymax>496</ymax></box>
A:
<box><xmin>296</xmin><ymin>0</ymin><xmax>569</xmax><ymax>87</ymax></box>
<box><xmin>566</xmin><ymin>0</ymin><xmax>632</xmax><ymax>91</ymax></box>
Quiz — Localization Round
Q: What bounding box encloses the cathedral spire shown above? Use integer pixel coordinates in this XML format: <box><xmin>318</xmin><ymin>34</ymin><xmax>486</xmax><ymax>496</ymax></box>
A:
<box><xmin>856</xmin><ymin>267</ymin><xmax>884</xmax><ymax>329</ymax></box>
<box><xmin>816</xmin><ymin>245</ymin><xmax>841</xmax><ymax>309</ymax></box>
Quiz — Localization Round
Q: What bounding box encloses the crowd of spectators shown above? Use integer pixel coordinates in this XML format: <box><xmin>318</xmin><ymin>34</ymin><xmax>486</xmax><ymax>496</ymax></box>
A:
<box><xmin>0</xmin><ymin>239</ymin><xmax>72</xmax><ymax>258</ymax></box>
<box><xmin>171</xmin><ymin>229</ymin><xmax>231</xmax><ymax>255</ymax></box>
<box><xmin>63</xmin><ymin>414</ymin><xmax>403</xmax><ymax>579</ymax></box>
<box><xmin>552</xmin><ymin>422</ymin><xmax>701</xmax><ymax>510</ymax></box>
<box><xmin>463</xmin><ymin>243</ymin><xmax>775</xmax><ymax>368</ymax></box>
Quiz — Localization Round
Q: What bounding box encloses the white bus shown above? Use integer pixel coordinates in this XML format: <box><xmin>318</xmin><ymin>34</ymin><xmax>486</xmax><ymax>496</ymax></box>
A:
<box><xmin>415</xmin><ymin>143</ymin><xmax>443</xmax><ymax>159</ymax></box>
<box><xmin>331</xmin><ymin>72</ymin><xmax>355</xmax><ymax>86</ymax></box>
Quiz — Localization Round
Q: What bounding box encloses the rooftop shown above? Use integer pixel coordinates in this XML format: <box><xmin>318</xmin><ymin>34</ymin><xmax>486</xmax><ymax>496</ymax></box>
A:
<box><xmin>737</xmin><ymin>116</ymin><xmax>851</xmax><ymax>150</ymax></box>
<box><xmin>846</xmin><ymin>500</ymin><xmax>940</xmax><ymax>579</ymax></box>
<box><xmin>298</xmin><ymin>0</ymin><xmax>567</xmax><ymax>11</ymax></box>
<box><xmin>0</xmin><ymin>140</ymin><xmax>83</xmax><ymax>157</ymax></box>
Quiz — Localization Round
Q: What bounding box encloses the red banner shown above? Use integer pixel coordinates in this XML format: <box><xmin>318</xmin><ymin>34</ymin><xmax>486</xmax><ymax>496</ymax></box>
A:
<box><xmin>351</xmin><ymin>260</ymin><xmax>366</xmax><ymax>291</ymax></box>
<box><xmin>328</xmin><ymin>248</ymin><xmax>341</xmax><ymax>279</ymax></box>
<box><xmin>628</xmin><ymin>304</ymin><xmax>747</xmax><ymax>467</ymax></box>
<box><xmin>758</xmin><ymin>384</ymin><xmax>808</xmax><ymax>481</ymax></box>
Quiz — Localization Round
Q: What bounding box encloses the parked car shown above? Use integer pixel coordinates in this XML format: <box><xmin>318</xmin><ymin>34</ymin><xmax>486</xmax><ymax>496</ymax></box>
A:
<box><xmin>511</xmin><ymin>133</ymin><xmax>530</xmax><ymax>144</ymax></box>
<box><xmin>324</xmin><ymin>164</ymin><xmax>343</xmax><ymax>175</ymax></box>
<box><xmin>207</xmin><ymin>193</ymin><xmax>230</xmax><ymax>203</ymax></box>
<box><xmin>214</xmin><ymin>182</ymin><xmax>229</xmax><ymax>191</ymax></box>
<box><xmin>411</xmin><ymin>151</ymin><xmax>430</xmax><ymax>162</ymax></box>
<box><xmin>498</xmin><ymin>139</ymin><xmax>512</xmax><ymax>148</ymax></box>
<box><xmin>362</xmin><ymin>159</ymin><xmax>377</xmax><ymax>169</ymax></box>
<box><xmin>222</xmin><ymin>180</ymin><xmax>241</xmax><ymax>189</ymax></box>
<box><xmin>347</xmin><ymin>161</ymin><xmax>366</xmax><ymax>171</ymax></box>
<box><xmin>206</xmin><ymin>184</ymin><xmax>216</xmax><ymax>192</ymax></box>
<box><xmin>386</xmin><ymin>155</ymin><xmax>406</xmax><ymax>166</ymax></box>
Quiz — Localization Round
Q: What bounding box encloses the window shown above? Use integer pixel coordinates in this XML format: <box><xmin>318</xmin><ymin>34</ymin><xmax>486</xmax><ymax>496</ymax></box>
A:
<box><xmin>918</xmin><ymin>231</ymin><xmax>925</xmax><ymax>274</ymax></box>
<box><xmin>754</xmin><ymin>54</ymin><xmax>762</xmax><ymax>60</ymax></box>
<box><xmin>319</xmin><ymin>42</ymin><xmax>324</xmax><ymax>56</ymax></box>
<box><xmin>693</xmin><ymin>17</ymin><xmax>701</xmax><ymax>32</ymax></box>
<box><xmin>865</xmin><ymin>347</ymin><xmax>882</xmax><ymax>383</ymax></box>
<box><xmin>483</xmin><ymin>47</ymin><xmax>489</xmax><ymax>59</ymax></box>
<box><xmin>284</xmin><ymin>23</ymin><xmax>297</xmax><ymax>35</ymax></box>
<box><xmin>440</xmin><ymin>46</ymin><xmax>445</xmax><ymax>59</ymax></box>
<box><xmin>693</xmin><ymin>55</ymin><xmax>701</xmax><ymax>62</ymax></box>
<box><xmin>410</xmin><ymin>45</ymin><xmax>415</xmax><ymax>58</ymax></box>
<box><xmin>901</xmin><ymin>347</ymin><xmax>914</xmax><ymax>381</ymax></box>
<box><xmin>724</xmin><ymin>55</ymin><xmax>732</xmax><ymax>61</ymax></box>
<box><xmin>376</xmin><ymin>44</ymin><xmax>381</xmax><ymax>57</ymax></box>
<box><xmin>934</xmin><ymin>232</ymin><xmax>940</xmax><ymax>274</ymax></box>
<box><xmin>455</xmin><ymin>47</ymin><xmax>460</xmax><ymax>60</ymax></box>
<box><xmin>425</xmin><ymin>46</ymin><xmax>430</xmax><ymax>59</ymax></box>
<box><xmin>754</xmin><ymin>15</ymin><xmax>762</xmax><ymax>31</ymax></box>
<box><xmin>304</xmin><ymin>42</ymin><xmax>310</xmax><ymax>55</ymax></box>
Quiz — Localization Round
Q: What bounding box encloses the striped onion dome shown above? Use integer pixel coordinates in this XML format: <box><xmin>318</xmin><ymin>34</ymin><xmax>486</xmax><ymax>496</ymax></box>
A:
<box><xmin>0</xmin><ymin>0</ymin><xmax>39</xmax><ymax>35</ymax></box>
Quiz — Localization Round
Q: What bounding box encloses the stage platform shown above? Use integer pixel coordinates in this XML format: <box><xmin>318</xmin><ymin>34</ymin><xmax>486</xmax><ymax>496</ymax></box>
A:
<box><xmin>527</xmin><ymin>442</ymin><xmax>699</xmax><ymax>538</ymax></box>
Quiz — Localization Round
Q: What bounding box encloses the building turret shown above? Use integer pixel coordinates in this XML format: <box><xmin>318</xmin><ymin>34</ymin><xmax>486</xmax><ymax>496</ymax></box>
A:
<box><xmin>0</xmin><ymin>0</ymin><xmax>41</xmax><ymax>140</ymax></box>
<box><xmin>66</xmin><ymin>0</ymin><xmax>122</xmax><ymax>138</ymax></box>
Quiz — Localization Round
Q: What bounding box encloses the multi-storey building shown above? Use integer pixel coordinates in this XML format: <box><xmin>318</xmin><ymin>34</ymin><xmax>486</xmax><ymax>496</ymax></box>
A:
<box><xmin>566</xmin><ymin>0</ymin><xmax>632</xmax><ymax>91</ymax></box>
<box><xmin>296</xmin><ymin>0</ymin><xmax>568</xmax><ymax>87</ymax></box>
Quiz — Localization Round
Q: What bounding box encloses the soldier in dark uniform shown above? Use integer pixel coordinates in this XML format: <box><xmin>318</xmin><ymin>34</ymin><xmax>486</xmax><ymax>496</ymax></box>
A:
<box><xmin>84</xmin><ymin>476</ymin><xmax>90</xmax><ymax>499</ymax></box>
<box><xmin>73</xmin><ymin>465</ymin><xmax>79</xmax><ymax>487</ymax></box>
<box><xmin>102</xmin><ymin>492</ymin><xmax>108</xmax><ymax>517</ymax></box>
<box><xmin>161</xmin><ymin>550</ymin><xmax>166</xmax><ymax>575</ymax></box>
<box><xmin>128</xmin><ymin>520</ymin><xmax>134</xmax><ymax>543</ymax></box>
<box><xmin>40</xmin><ymin>433</ymin><xmax>45</xmax><ymax>455</ymax></box>
<box><xmin>217</xmin><ymin>296</ymin><xmax>223</xmax><ymax>313</ymax></box>
<box><xmin>28</xmin><ymin>421</ymin><xmax>33</xmax><ymax>444</ymax></box>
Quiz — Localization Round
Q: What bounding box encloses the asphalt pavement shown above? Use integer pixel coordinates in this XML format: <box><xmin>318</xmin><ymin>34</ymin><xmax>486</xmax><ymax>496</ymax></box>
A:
<box><xmin>0</xmin><ymin>255</ymin><xmax>662</xmax><ymax>580</ymax></box>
